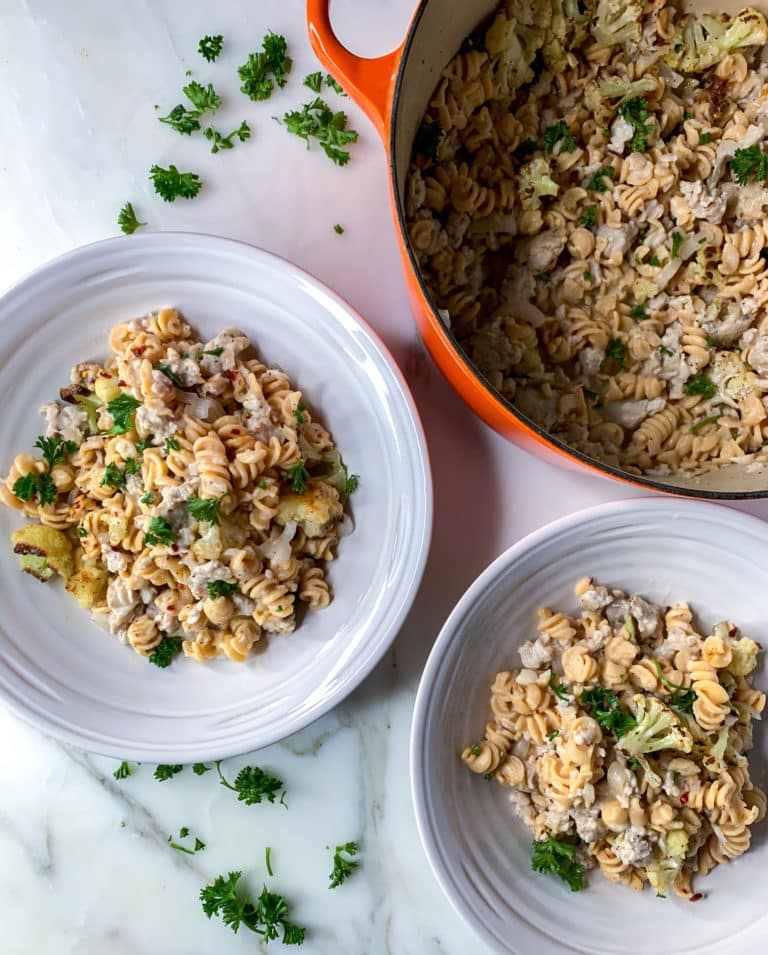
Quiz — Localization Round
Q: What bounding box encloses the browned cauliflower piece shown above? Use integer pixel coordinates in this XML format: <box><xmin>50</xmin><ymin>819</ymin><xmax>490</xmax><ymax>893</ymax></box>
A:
<box><xmin>275</xmin><ymin>480</ymin><xmax>343</xmax><ymax>538</ymax></box>
<box><xmin>11</xmin><ymin>524</ymin><xmax>74</xmax><ymax>581</ymax></box>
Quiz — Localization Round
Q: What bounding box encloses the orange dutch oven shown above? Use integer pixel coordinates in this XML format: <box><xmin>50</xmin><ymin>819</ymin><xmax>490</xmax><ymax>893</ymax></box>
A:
<box><xmin>306</xmin><ymin>0</ymin><xmax>768</xmax><ymax>499</ymax></box>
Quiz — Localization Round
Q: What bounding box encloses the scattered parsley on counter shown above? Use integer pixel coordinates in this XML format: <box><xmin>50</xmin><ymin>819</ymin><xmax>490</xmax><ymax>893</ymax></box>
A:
<box><xmin>168</xmin><ymin>826</ymin><xmax>206</xmax><ymax>854</ymax></box>
<box><xmin>207</xmin><ymin>579</ymin><xmax>240</xmax><ymax>600</ymax></box>
<box><xmin>328</xmin><ymin>841</ymin><xmax>359</xmax><ymax>889</ymax></box>
<box><xmin>198</xmin><ymin>34</ymin><xmax>224</xmax><ymax>62</ymax></box>
<box><xmin>149</xmin><ymin>637</ymin><xmax>183</xmax><ymax>668</ymax></box>
<box><xmin>159</xmin><ymin>103</ymin><xmax>203</xmax><ymax>135</ymax></box>
<box><xmin>282</xmin><ymin>97</ymin><xmax>358</xmax><ymax>166</ymax></box>
<box><xmin>113</xmin><ymin>761</ymin><xmax>133</xmax><ymax>780</ymax></box>
<box><xmin>333</xmin><ymin>223</ymin><xmax>344</xmax><ymax>235</ymax></box>
<box><xmin>238</xmin><ymin>32</ymin><xmax>292</xmax><ymax>101</ymax></box>
<box><xmin>154</xmin><ymin>764</ymin><xmax>184</xmax><ymax>782</ymax></box>
<box><xmin>266</xmin><ymin>846</ymin><xmax>274</xmax><ymax>876</ymax></box>
<box><xmin>183</xmin><ymin>80</ymin><xmax>222</xmax><ymax>113</ymax></box>
<box><xmin>683</xmin><ymin>373</ymin><xmax>717</xmax><ymax>398</ymax></box>
<box><xmin>201</xmin><ymin>872</ymin><xmax>305</xmax><ymax>944</ymax></box>
<box><xmin>343</xmin><ymin>473</ymin><xmax>359</xmax><ymax>496</ymax></box>
<box><xmin>150</xmin><ymin>164</ymin><xmax>203</xmax><ymax>202</ymax></box>
<box><xmin>193</xmin><ymin>763</ymin><xmax>212</xmax><ymax>775</ymax></box>
<box><xmin>118</xmin><ymin>201</ymin><xmax>147</xmax><ymax>234</ymax></box>
<box><xmin>303</xmin><ymin>71</ymin><xmax>323</xmax><ymax>93</ymax></box>
<box><xmin>543</xmin><ymin>120</ymin><xmax>575</xmax><ymax>154</ymax></box>
<box><xmin>144</xmin><ymin>516</ymin><xmax>177</xmax><ymax>546</ymax></box>
<box><xmin>204</xmin><ymin>121</ymin><xmax>251</xmax><ymax>153</ymax></box>
<box><xmin>215</xmin><ymin>760</ymin><xmax>286</xmax><ymax>806</ymax></box>
<box><xmin>531</xmin><ymin>836</ymin><xmax>585</xmax><ymax>892</ymax></box>
<box><xmin>730</xmin><ymin>144</ymin><xmax>768</xmax><ymax>185</ymax></box>
<box><xmin>325</xmin><ymin>74</ymin><xmax>346</xmax><ymax>96</ymax></box>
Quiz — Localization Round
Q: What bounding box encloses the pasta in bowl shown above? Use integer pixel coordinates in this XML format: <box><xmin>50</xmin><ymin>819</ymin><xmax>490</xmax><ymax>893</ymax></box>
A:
<box><xmin>0</xmin><ymin>233</ymin><xmax>431</xmax><ymax>760</ymax></box>
<box><xmin>1</xmin><ymin>309</ymin><xmax>354</xmax><ymax>665</ymax></box>
<box><xmin>411</xmin><ymin>499</ymin><xmax>768</xmax><ymax>955</ymax></box>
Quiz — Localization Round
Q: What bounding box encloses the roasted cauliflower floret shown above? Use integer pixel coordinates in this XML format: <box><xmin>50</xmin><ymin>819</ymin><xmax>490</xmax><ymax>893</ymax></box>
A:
<box><xmin>617</xmin><ymin>695</ymin><xmax>694</xmax><ymax>756</ymax></box>
<box><xmin>275</xmin><ymin>480</ymin><xmax>343</xmax><ymax>538</ymax></box>
<box><xmin>644</xmin><ymin>830</ymin><xmax>688</xmax><ymax>896</ymax></box>
<box><xmin>592</xmin><ymin>0</ymin><xmax>643</xmax><ymax>47</ymax></box>
<box><xmin>726</xmin><ymin>635</ymin><xmax>761</xmax><ymax>676</ymax></box>
<box><xmin>663</xmin><ymin>8</ymin><xmax>768</xmax><ymax>73</ymax></box>
<box><xmin>65</xmin><ymin>552</ymin><xmax>109</xmax><ymax>608</ymax></box>
<box><xmin>11</xmin><ymin>524</ymin><xmax>74</xmax><ymax>581</ymax></box>
<box><xmin>519</xmin><ymin>156</ymin><xmax>559</xmax><ymax>199</ymax></box>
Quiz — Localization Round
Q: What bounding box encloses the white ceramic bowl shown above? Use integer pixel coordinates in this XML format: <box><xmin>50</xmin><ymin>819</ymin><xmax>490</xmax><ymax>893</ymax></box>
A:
<box><xmin>0</xmin><ymin>233</ymin><xmax>432</xmax><ymax>761</ymax></box>
<box><xmin>411</xmin><ymin>498</ymin><xmax>768</xmax><ymax>955</ymax></box>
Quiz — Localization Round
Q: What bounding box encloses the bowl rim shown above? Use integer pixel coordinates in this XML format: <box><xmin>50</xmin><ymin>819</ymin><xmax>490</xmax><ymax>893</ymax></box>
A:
<box><xmin>409</xmin><ymin>496</ymin><xmax>768</xmax><ymax>954</ymax></box>
<box><xmin>0</xmin><ymin>231</ymin><xmax>434</xmax><ymax>759</ymax></box>
<box><xmin>385</xmin><ymin>4</ymin><xmax>768</xmax><ymax>500</ymax></box>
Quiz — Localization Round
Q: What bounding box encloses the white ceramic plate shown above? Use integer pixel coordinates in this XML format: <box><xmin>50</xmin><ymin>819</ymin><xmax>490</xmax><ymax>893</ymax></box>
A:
<box><xmin>0</xmin><ymin>233</ymin><xmax>432</xmax><ymax>761</ymax></box>
<box><xmin>411</xmin><ymin>498</ymin><xmax>768</xmax><ymax>955</ymax></box>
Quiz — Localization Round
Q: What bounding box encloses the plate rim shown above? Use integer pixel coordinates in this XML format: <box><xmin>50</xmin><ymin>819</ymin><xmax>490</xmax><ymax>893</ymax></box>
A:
<box><xmin>410</xmin><ymin>496</ymin><xmax>768</xmax><ymax>955</ymax></box>
<box><xmin>0</xmin><ymin>231</ymin><xmax>434</xmax><ymax>760</ymax></box>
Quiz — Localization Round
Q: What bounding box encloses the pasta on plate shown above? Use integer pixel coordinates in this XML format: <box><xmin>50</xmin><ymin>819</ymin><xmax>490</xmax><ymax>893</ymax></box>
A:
<box><xmin>406</xmin><ymin>0</ymin><xmax>768</xmax><ymax>477</ymax></box>
<box><xmin>462</xmin><ymin>578</ymin><xmax>766</xmax><ymax>898</ymax></box>
<box><xmin>0</xmin><ymin>309</ymin><xmax>356</xmax><ymax>664</ymax></box>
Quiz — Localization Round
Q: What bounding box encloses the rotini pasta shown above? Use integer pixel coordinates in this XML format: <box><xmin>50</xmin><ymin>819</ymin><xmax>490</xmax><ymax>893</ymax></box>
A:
<box><xmin>0</xmin><ymin>310</ymin><xmax>358</xmax><ymax>663</ymax></box>
<box><xmin>406</xmin><ymin>0</ymin><xmax>768</xmax><ymax>477</ymax></box>
<box><xmin>462</xmin><ymin>578</ymin><xmax>765</xmax><ymax>897</ymax></box>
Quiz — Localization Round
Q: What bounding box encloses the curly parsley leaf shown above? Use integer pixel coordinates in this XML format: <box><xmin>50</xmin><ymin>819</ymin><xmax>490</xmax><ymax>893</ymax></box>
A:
<box><xmin>600</xmin><ymin>338</ymin><xmax>628</xmax><ymax>373</ymax></box>
<box><xmin>282</xmin><ymin>97</ymin><xmax>358</xmax><ymax>166</ymax></box>
<box><xmin>333</xmin><ymin>223</ymin><xmax>344</xmax><ymax>235</ymax></box>
<box><xmin>630</xmin><ymin>302</ymin><xmax>647</xmax><ymax>320</ymax></box>
<box><xmin>100</xmin><ymin>462</ymin><xmax>127</xmax><ymax>489</ymax></box>
<box><xmin>730</xmin><ymin>144</ymin><xmax>768</xmax><ymax>185</ymax></box>
<box><xmin>579</xmin><ymin>686</ymin><xmax>636</xmax><ymax>738</ymax></box>
<box><xmin>113</xmin><ymin>761</ymin><xmax>132</xmax><ymax>780</ymax></box>
<box><xmin>531</xmin><ymin>836</ymin><xmax>585</xmax><ymax>892</ymax></box>
<box><xmin>578</xmin><ymin>204</ymin><xmax>597</xmax><ymax>229</ymax></box>
<box><xmin>286</xmin><ymin>459</ymin><xmax>310</xmax><ymax>494</ymax></box>
<box><xmin>164</xmin><ymin>437</ymin><xmax>180</xmax><ymax>453</ymax></box>
<box><xmin>34</xmin><ymin>436</ymin><xmax>76</xmax><ymax>470</ymax></box>
<box><xmin>183</xmin><ymin>80</ymin><xmax>222</xmax><ymax>113</ymax></box>
<box><xmin>344</xmin><ymin>473</ymin><xmax>359</xmax><ymax>496</ymax></box>
<box><xmin>154</xmin><ymin>764</ymin><xmax>184</xmax><ymax>782</ymax></box>
<box><xmin>204</xmin><ymin>120</ymin><xmax>251</xmax><ymax>153</ymax></box>
<box><xmin>193</xmin><ymin>762</ymin><xmax>212</xmax><ymax>775</ymax></box>
<box><xmin>414</xmin><ymin>120</ymin><xmax>443</xmax><ymax>164</ymax></box>
<box><xmin>207</xmin><ymin>579</ymin><xmax>239</xmax><ymax>600</ymax></box>
<box><xmin>107</xmin><ymin>392</ymin><xmax>141</xmax><ymax>434</ymax></box>
<box><xmin>215</xmin><ymin>761</ymin><xmax>285</xmax><ymax>806</ymax></box>
<box><xmin>144</xmin><ymin>516</ymin><xmax>177</xmax><ymax>547</ymax></box>
<box><xmin>585</xmin><ymin>165</ymin><xmax>615</xmax><ymax>192</ymax></box>
<box><xmin>200</xmin><ymin>872</ymin><xmax>304</xmax><ymax>943</ymax></box>
<box><xmin>149</xmin><ymin>636</ymin><xmax>183</xmax><ymax>668</ymax></box>
<box><xmin>118</xmin><ymin>201</ymin><xmax>147</xmax><ymax>234</ymax></box>
<box><xmin>618</xmin><ymin>97</ymin><xmax>653</xmax><ymax>152</ymax></box>
<box><xmin>325</xmin><ymin>74</ymin><xmax>346</xmax><ymax>96</ymax></box>
<box><xmin>543</xmin><ymin>120</ymin><xmax>575</xmax><ymax>154</ymax></box>
<box><xmin>328</xmin><ymin>841</ymin><xmax>359</xmax><ymax>889</ymax></box>
<box><xmin>187</xmin><ymin>495</ymin><xmax>226</xmax><ymax>525</ymax></box>
<box><xmin>150</xmin><ymin>164</ymin><xmax>203</xmax><ymax>202</ymax></box>
<box><xmin>198</xmin><ymin>34</ymin><xmax>224</xmax><ymax>62</ymax></box>
<box><xmin>238</xmin><ymin>32</ymin><xmax>292</xmax><ymax>101</ymax></box>
<box><xmin>683</xmin><ymin>373</ymin><xmax>717</xmax><ymax>398</ymax></box>
<box><xmin>303</xmin><ymin>71</ymin><xmax>323</xmax><ymax>93</ymax></box>
<box><xmin>12</xmin><ymin>472</ymin><xmax>57</xmax><ymax>507</ymax></box>
<box><xmin>158</xmin><ymin>103</ymin><xmax>203</xmax><ymax>135</ymax></box>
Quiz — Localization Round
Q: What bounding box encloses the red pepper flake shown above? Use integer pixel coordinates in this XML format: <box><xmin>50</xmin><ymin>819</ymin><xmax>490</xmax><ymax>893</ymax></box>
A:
<box><xmin>226</xmin><ymin>369</ymin><xmax>239</xmax><ymax>381</ymax></box>
<box><xmin>680</xmin><ymin>792</ymin><xmax>689</xmax><ymax>804</ymax></box>
<box><xmin>131</xmin><ymin>346</ymin><xmax>147</xmax><ymax>356</ymax></box>
<box><xmin>232</xmin><ymin>428</ymin><xmax>241</xmax><ymax>435</ymax></box>
<box><xmin>171</xmin><ymin>544</ymin><xmax>179</xmax><ymax>553</ymax></box>
<box><xmin>689</xmin><ymin>892</ymin><xmax>703</xmax><ymax>902</ymax></box>
<box><xmin>728</xmin><ymin>625</ymin><xmax>738</xmax><ymax>636</ymax></box>
<box><xmin>118</xmin><ymin>379</ymin><xmax>127</xmax><ymax>387</ymax></box>
<box><xmin>100</xmin><ymin>372</ymin><xmax>113</xmax><ymax>379</ymax></box>
<box><xmin>167</xmin><ymin>605</ymin><xmax>176</xmax><ymax>612</ymax></box>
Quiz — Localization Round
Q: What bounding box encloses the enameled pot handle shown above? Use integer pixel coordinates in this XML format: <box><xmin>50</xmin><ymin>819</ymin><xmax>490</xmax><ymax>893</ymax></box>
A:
<box><xmin>306</xmin><ymin>0</ymin><xmax>404</xmax><ymax>141</ymax></box>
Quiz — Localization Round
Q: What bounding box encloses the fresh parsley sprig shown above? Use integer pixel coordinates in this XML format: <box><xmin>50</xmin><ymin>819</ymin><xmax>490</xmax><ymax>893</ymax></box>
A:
<box><xmin>303</xmin><ymin>71</ymin><xmax>323</xmax><ymax>93</ymax></box>
<box><xmin>200</xmin><ymin>872</ymin><xmax>305</xmax><ymax>944</ymax></box>
<box><xmin>238</xmin><ymin>32</ymin><xmax>292</xmax><ymax>101</ymax></box>
<box><xmin>101</xmin><ymin>462</ymin><xmax>127</xmax><ymax>489</ymax></box>
<box><xmin>215</xmin><ymin>760</ymin><xmax>286</xmax><ymax>806</ymax></box>
<box><xmin>531</xmin><ymin>836</ymin><xmax>585</xmax><ymax>892</ymax></box>
<box><xmin>683</xmin><ymin>374</ymin><xmax>717</xmax><ymax>398</ymax></box>
<box><xmin>118</xmin><ymin>201</ymin><xmax>147</xmax><ymax>234</ymax></box>
<box><xmin>34</xmin><ymin>436</ymin><xmax>76</xmax><ymax>470</ymax></box>
<box><xmin>204</xmin><ymin>121</ymin><xmax>251</xmax><ymax>153</ymax></box>
<box><xmin>150</xmin><ymin>164</ymin><xmax>203</xmax><ymax>202</ymax></box>
<box><xmin>328</xmin><ymin>842</ymin><xmax>359</xmax><ymax>889</ymax></box>
<box><xmin>286</xmin><ymin>460</ymin><xmax>310</xmax><ymax>494</ymax></box>
<box><xmin>113</xmin><ymin>761</ymin><xmax>133</xmax><ymax>780</ymax></box>
<box><xmin>282</xmin><ymin>97</ymin><xmax>359</xmax><ymax>166</ymax></box>
<box><xmin>154</xmin><ymin>764</ymin><xmax>184</xmax><ymax>782</ymax></box>
<box><xmin>199</xmin><ymin>34</ymin><xmax>224</xmax><ymax>62</ymax></box>
<box><xmin>144</xmin><ymin>516</ymin><xmax>177</xmax><ymax>547</ymax></box>
<box><xmin>159</xmin><ymin>104</ymin><xmax>203</xmax><ymax>135</ymax></box>
<box><xmin>730</xmin><ymin>144</ymin><xmax>768</xmax><ymax>185</ymax></box>
<box><xmin>187</xmin><ymin>495</ymin><xmax>226</xmax><ymax>524</ymax></box>
<box><xmin>543</xmin><ymin>120</ymin><xmax>575</xmax><ymax>154</ymax></box>
<box><xmin>618</xmin><ymin>97</ymin><xmax>653</xmax><ymax>153</ymax></box>
<box><xmin>579</xmin><ymin>686</ymin><xmax>636</xmax><ymax>738</ymax></box>
<box><xmin>107</xmin><ymin>392</ymin><xmax>141</xmax><ymax>434</ymax></box>
<box><xmin>207</xmin><ymin>580</ymin><xmax>239</xmax><ymax>600</ymax></box>
<box><xmin>149</xmin><ymin>637</ymin><xmax>183</xmax><ymax>668</ymax></box>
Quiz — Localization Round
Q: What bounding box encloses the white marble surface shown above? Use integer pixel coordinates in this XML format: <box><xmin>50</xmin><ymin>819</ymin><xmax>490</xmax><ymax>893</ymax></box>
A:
<box><xmin>2</xmin><ymin>2</ymin><xmax>768</xmax><ymax>954</ymax></box>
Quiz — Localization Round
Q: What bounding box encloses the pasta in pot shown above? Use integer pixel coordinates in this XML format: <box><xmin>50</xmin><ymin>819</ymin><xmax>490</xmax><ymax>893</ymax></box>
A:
<box><xmin>406</xmin><ymin>0</ymin><xmax>768</xmax><ymax>477</ymax></box>
<box><xmin>0</xmin><ymin>309</ymin><xmax>357</xmax><ymax>664</ymax></box>
<box><xmin>462</xmin><ymin>578</ymin><xmax>765</xmax><ymax>897</ymax></box>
